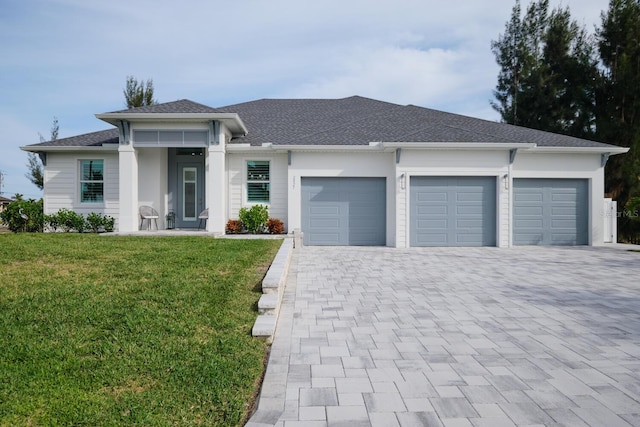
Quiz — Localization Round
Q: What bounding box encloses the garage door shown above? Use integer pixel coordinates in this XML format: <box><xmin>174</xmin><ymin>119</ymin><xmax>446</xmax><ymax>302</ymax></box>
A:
<box><xmin>410</xmin><ymin>176</ymin><xmax>497</xmax><ymax>246</ymax></box>
<box><xmin>513</xmin><ymin>178</ymin><xmax>588</xmax><ymax>245</ymax></box>
<box><xmin>301</xmin><ymin>177</ymin><xmax>386</xmax><ymax>246</ymax></box>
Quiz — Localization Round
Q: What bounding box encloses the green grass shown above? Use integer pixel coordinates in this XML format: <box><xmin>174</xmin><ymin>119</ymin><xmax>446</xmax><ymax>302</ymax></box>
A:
<box><xmin>0</xmin><ymin>234</ymin><xmax>282</xmax><ymax>426</ymax></box>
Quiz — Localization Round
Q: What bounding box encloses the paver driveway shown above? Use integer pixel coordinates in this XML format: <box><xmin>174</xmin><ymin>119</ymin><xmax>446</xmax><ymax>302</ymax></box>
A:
<box><xmin>247</xmin><ymin>246</ymin><xmax>640</xmax><ymax>427</ymax></box>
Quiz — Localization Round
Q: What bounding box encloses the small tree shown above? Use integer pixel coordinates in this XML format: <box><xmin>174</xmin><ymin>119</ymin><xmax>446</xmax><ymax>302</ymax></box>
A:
<box><xmin>124</xmin><ymin>76</ymin><xmax>157</xmax><ymax>108</ymax></box>
<box><xmin>26</xmin><ymin>117</ymin><xmax>59</xmax><ymax>190</ymax></box>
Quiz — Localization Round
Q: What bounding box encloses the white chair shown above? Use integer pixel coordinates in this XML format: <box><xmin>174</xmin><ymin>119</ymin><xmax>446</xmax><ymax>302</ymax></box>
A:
<box><xmin>139</xmin><ymin>206</ymin><xmax>159</xmax><ymax>230</ymax></box>
<box><xmin>198</xmin><ymin>208</ymin><xmax>209</xmax><ymax>230</ymax></box>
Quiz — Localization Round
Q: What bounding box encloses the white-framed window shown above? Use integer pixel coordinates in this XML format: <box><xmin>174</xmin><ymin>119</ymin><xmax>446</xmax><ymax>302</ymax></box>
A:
<box><xmin>247</xmin><ymin>160</ymin><xmax>270</xmax><ymax>203</ymax></box>
<box><xmin>79</xmin><ymin>159</ymin><xmax>104</xmax><ymax>203</ymax></box>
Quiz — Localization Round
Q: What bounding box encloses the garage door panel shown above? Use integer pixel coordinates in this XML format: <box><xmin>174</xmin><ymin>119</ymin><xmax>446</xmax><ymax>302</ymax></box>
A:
<box><xmin>419</xmin><ymin>192</ymin><xmax>448</xmax><ymax>202</ymax></box>
<box><xmin>301</xmin><ymin>177</ymin><xmax>386</xmax><ymax>246</ymax></box>
<box><xmin>411</xmin><ymin>176</ymin><xmax>496</xmax><ymax>247</ymax></box>
<box><xmin>417</xmin><ymin>219</ymin><xmax>448</xmax><ymax>228</ymax></box>
<box><xmin>515</xmin><ymin>192</ymin><xmax>544</xmax><ymax>202</ymax></box>
<box><xmin>456</xmin><ymin>192</ymin><xmax>484</xmax><ymax>202</ymax></box>
<box><xmin>309</xmin><ymin>218</ymin><xmax>341</xmax><ymax>229</ymax></box>
<box><xmin>513</xmin><ymin>179</ymin><xmax>587</xmax><ymax>245</ymax></box>
<box><xmin>309</xmin><ymin>205</ymin><xmax>341</xmax><ymax>215</ymax></box>
<box><xmin>457</xmin><ymin>219</ymin><xmax>484</xmax><ymax>228</ymax></box>
<box><xmin>457</xmin><ymin>205</ymin><xmax>485</xmax><ymax>215</ymax></box>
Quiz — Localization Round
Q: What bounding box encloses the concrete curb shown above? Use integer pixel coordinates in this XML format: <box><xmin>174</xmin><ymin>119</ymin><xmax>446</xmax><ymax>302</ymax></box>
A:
<box><xmin>251</xmin><ymin>238</ymin><xmax>293</xmax><ymax>342</ymax></box>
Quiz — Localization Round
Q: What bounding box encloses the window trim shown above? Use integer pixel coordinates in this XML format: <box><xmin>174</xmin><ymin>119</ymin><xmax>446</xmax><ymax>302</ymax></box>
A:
<box><xmin>79</xmin><ymin>159</ymin><xmax>105</xmax><ymax>204</ymax></box>
<box><xmin>246</xmin><ymin>160</ymin><xmax>270</xmax><ymax>204</ymax></box>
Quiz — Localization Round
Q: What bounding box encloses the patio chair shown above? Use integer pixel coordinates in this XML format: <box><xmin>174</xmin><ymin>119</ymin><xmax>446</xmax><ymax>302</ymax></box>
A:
<box><xmin>198</xmin><ymin>208</ymin><xmax>209</xmax><ymax>230</ymax></box>
<box><xmin>139</xmin><ymin>205</ymin><xmax>159</xmax><ymax>230</ymax></box>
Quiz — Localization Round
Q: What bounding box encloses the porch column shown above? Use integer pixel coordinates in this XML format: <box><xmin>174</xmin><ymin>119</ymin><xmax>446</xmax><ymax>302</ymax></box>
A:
<box><xmin>118</xmin><ymin>144</ymin><xmax>139</xmax><ymax>232</ymax></box>
<box><xmin>207</xmin><ymin>146</ymin><xmax>226</xmax><ymax>234</ymax></box>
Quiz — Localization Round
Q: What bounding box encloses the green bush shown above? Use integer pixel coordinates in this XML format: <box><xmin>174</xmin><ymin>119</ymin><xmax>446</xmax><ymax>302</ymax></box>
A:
<box><xmin>44</xmin><ymin>210</ymin><xmax>115</xmax><ymax>233</ymax></box>
<box><xmin>238</xmin><ymin>204</ymin><xmax>269</xmax><ymax>234</ymax></box>
<box><xmin>54</xmin><ymin>209</ymin><xmax>85</xmax><ymax>232</ymax></box>
<box><xmin>86</xmin><ymin>212</ymin><xmax>103</xmax><ymax>233</ymax></box>
<box><xmin>103</xmin><ymin>215</ymin><xmax>115</xmax><ymax>232</ymax></box>
<box><xmin>0</xmin><ymin>198</ymin><xmax>44</xmax><ymax>232</ymax></box>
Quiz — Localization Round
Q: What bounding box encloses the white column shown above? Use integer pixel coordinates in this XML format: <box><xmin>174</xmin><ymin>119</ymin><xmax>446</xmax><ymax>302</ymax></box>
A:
<box><xmin>206</xmin><ymin>131</ymin><xmax>226</xmax><ymax>234</ymax></box>
<box><xmin>118</xmin><ymin>144</ymin><xmax>138</xmax><ymax>232</ymax></box>
<box><xmin>591</xmin><ymin>165</ymin><xmax>606</xmax><ymax>245</ymax></box>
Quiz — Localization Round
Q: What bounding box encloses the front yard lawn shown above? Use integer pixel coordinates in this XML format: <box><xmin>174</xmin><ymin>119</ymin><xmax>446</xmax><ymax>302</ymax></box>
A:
<box><xmin>0</xmin><ymin>234</ymin><xmax>281</xmax><ymax>426</ymax></box>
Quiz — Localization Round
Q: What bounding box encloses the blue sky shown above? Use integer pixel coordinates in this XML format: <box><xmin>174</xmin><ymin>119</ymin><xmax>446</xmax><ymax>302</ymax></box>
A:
<box><xmin>0</xmin><ymin>0</ymin><xmax>607</xmax><ymax>199</ymax></box>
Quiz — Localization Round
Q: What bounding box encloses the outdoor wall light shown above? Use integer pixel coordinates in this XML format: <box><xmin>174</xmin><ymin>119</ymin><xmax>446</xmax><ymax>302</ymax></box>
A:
<box><xmin>503</xmin><ymin>173</ymin><xmax>509</xmax><ymax>190</ymax></box>
<box><xmin>400</xmin><ymin>173</ymin><xmax>406</xmax><ymax>190</ymax></box>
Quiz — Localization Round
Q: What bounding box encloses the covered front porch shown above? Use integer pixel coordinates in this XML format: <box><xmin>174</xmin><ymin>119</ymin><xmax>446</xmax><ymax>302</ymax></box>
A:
<box><xmin>94</xmin><ymin>101</ymin><xmax>248</xmax><ymax>234</ymax></box>
<box><xmin>117</xmin><ymin>144</ymin><xmax>226</xmax><ymax>233</ymax></box>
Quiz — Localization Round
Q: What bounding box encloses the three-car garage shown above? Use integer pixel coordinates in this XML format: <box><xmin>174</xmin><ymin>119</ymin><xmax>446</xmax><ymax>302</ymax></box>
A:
<box><xmin>299</xmin><ymin>175</ymin><xmax>589</xmax><ymax>247</ymax></box>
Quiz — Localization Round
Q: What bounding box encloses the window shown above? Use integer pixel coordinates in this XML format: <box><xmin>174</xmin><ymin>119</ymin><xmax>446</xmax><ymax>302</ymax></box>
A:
<box><xmin>80</xmin><ymin>160</ymin><xmax>104</xmax><ymax>203</ymax></box>
<box><xmin>247</xmin><ymin>160</ymin><xmax>270</xmax><ymax>203</ymax></box>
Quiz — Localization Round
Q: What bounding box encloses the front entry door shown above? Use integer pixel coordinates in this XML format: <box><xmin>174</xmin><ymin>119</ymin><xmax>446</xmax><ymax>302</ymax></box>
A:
<box><xmin>176</xmin><ymin>161</ymin><xmax>205</xmax><ymax>228</ymax></box>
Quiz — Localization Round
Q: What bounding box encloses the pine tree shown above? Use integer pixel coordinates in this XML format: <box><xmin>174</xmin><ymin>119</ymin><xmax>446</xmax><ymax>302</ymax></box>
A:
<box><xmin>492</xmin><ymin>0</ymin><xmax>597</xmax><ymax>138</ymax></box>
<box><xmin>26</xmin><ymin>117</ymin><xmax>58</xmax><ymax>190</ymax></box>
<box><xmin>597</xmin><ymin>0</ymin><xmax>640</xmax><ymax>236</ymax></box>
<box><xmin>124</xmin><ymin>76</ymin><xmax>157</xmax><ymax>109</ymax></box>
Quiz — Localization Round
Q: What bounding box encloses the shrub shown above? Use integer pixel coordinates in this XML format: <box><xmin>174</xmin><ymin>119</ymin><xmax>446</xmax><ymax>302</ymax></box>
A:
<box><xmin>55</xmin><ymin>209</ymin><xmax>86</xmax><ymax>233</ymax></box>
<box><xmin>103</xmin><ymin>215</ymin><xmax>115</xmax><ymax>232</ymax></box>
<box><xmin>44</xmin><ymin>213</ymin><xmax>60</xmax><ymax>232</ymax></box>
<box><xmin>226</xmin><ymin>219</ymin><xmax>243</xmax><ymax>234</ymax></box>
<box><xmin>86</xmin><ymin>212</ymin><xmax>104</xmax><ymax>233</ymax></box>
<box><xmin>238</xmin><ymin>204</ymin><xmax>269</xmax><ymax>234</ymax></box>
<box><xmin>266</xmin><ymin>218</ymin><xmax>284</xmax><ymax>234</ymax></box>
<box><xmin>0</xmin><ymin>198</ymin><xmax>44</xmax><ymax>232</ymax></box>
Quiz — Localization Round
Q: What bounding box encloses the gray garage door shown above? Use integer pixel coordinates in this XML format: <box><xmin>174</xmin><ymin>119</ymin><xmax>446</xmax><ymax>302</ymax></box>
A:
<box><xmin>301</xmin><ymin>177</ymin><xmax>386</xmax><ymax>246</ymax></box>
<box><xmin>410</xmin><ymin>176</ymin><xmax>497</xmax><ymax>247</ymax></box>
<box><xmin>513</xmin><ymin>178</ymin><xmax>588</xmax><ymax>245</ymax></box>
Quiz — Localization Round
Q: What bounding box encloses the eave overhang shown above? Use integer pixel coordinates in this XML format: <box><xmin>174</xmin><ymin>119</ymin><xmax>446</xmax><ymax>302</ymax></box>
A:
<box><xmin>20</xmin><ymin>145</ymin><xmax>119</xmax><ymax>153</ymax></box>
<box><xmin>95</xmin><ymin>112</ymin><xmax>248</xmax><ymax>136</ymax></box>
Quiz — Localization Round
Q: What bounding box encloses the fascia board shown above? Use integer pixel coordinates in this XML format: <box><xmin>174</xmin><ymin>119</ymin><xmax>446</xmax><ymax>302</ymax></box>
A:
<box><xmin>380</xmin><ymin>142</ymin><xmax>538</xmax><ymax>150</ymax></box>
<box><xmin>20</xmin><ymin>145</ymin><xmax>119</xmax><ymax>152</ymax></box>
<box><xmin>95</xmin><ymin>113</ymin><xmax>248</xmax><ymax>135</ymax></box>
<box><xmin>526</xmin><ymin>146</ymin><xmax>629</xmax><ymax>155</ymax></box>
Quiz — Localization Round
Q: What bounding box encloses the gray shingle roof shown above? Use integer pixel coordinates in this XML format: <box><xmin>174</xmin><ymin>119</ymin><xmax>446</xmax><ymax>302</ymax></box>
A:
<box><xmin>224</xmin><ymin>96</ymin><xmax>613</xmax><ymax>148</ymax></box>
<box><xmin>29</xmin><ymin>128</ymin><xmax>118</xmax><ymax>147</ymax></box>
<box><xmin>108</xmin><ymin>99</ymin><xmax>223</xmax><ymax>114</ymax></box>
<box><xmin>26</xmin><ymin>96</ymin><xmax>617</xmax><ymax>149</ymax></box>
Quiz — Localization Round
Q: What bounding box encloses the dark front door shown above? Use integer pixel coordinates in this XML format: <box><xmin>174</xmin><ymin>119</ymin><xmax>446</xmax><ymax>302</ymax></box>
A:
<box><xmin>177</xmin><ymin>162</ymin><xmax>204</xmax><ymax>228</ymax></box>
<box><xmin>169</xmin><ymin>148</ymin><xmax>205</xmax><ymax>229</ymax></box>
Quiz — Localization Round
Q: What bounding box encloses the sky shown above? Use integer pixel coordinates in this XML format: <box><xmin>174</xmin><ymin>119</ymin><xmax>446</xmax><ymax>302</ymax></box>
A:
<box><xmin>0</xmin><ymin>0</ymin><xmax>608</xmax><ymax>199</ymax></box>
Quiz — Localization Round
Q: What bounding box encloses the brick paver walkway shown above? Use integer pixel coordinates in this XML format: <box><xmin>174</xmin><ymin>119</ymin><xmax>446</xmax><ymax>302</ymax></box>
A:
<box><xmin>247</xmin><ymin>246</ymin><xmax>640</xmax><ymax>427</ymax></box>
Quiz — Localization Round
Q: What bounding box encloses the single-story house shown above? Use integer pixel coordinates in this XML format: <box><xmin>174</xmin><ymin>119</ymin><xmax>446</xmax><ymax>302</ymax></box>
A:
<box><xmin>22</xmin><ymin>96</ymin><xmax>628</xmax><ymax>247</ymax></box>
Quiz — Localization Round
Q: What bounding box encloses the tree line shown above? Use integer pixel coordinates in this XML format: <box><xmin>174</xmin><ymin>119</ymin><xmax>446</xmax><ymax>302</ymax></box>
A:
<box><xmin>492</xmin><ymin>0</ymin><xmax>640</xmax><ymax>240</ymax></box>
